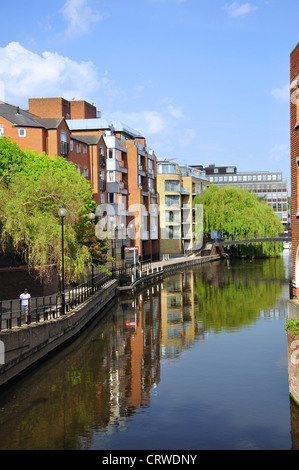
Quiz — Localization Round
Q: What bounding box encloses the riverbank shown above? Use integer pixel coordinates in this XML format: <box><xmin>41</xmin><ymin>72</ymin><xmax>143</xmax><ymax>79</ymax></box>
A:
<box><xmin>118</xmin><ymin>254</ymin><xmax>221</xmax><ymax>295</ymax></box>
<box><xmin>0</xmin><ymin>253</ymin><xmax>221</xmax><ymax>387</ymax></box>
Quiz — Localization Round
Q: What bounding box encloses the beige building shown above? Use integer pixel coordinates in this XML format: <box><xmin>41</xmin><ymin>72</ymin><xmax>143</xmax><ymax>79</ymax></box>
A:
<box><xmin>157</xmin><ymin>161</ymin><xmax>209</xmax><ymax>256</ymax></box>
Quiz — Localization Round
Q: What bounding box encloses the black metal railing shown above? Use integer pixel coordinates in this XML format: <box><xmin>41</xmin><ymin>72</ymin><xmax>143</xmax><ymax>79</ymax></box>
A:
<box><xmin>0</xmin><ymin>269</ymin><xmax>113</xmax><ymax>331</ymax></box>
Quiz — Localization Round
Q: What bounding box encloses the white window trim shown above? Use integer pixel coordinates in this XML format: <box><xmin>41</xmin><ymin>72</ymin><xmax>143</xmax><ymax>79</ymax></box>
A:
<box><xmin>18</xmin><ymin>128</ymin><xmax>26</xmax><ymax>137</ymax></box>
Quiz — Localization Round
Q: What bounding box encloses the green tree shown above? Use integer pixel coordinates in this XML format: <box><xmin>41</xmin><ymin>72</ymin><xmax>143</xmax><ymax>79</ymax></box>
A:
<box><xmin>194</xmin><ymin>185</ymin><xmax>284</xmax><ymax>257</ymax></box>
<box><xmin>0</xmin><ymin>138</ymin><xmax>110</xmax><ymax>283</ymax></box>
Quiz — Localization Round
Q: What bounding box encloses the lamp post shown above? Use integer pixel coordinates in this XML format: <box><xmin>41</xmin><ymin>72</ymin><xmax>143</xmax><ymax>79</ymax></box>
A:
<box><xmin>58</xmin><ymin>207</ymin><xmax>67</xmax><ymax>315</ymax></box>
<box><xmin>88</xmin><ymin>212</ymin><xmax>96</xmax><ymax>293</ymax></box>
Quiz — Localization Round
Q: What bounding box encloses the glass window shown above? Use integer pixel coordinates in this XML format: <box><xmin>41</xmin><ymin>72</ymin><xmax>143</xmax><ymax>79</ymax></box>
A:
<box><xmin>165</xmin><ymin>195</ymin><xmax>180</xmax><ymax>207</ymax></box>
<box><xmin>165</xmin><ymin>180</ymin><xmax>180</xmax><ymax>192</ymax></box>
<box><xmin>18</xmin><ymin>128</ymin><xmax>26</xmax><ymax>137</ymax></box>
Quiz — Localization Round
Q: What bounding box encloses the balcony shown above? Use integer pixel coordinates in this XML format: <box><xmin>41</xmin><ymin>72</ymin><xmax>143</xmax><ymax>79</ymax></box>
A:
<box><xmin>106</xmin><ymin>159</ymin><xmax>128</xmax><ymax>173</ymax></box>
<box><xmin>107</xmin><ymin>181</ymin><xmax>128</xmax><ymax>194</ymax></box>
<box><xmin>60</xmin><ymin>141</ymin><xmax>68</xmax><ymax>156</ymax></box>
<box><xmin>138</xmin><ymin>163</ymin><xmax>146</xmax><ymax>176</ymax></box>
<box><xmin>181</xmin><ymin>187</ymin><xmax>189</xmax><ymax>194</ymax></box>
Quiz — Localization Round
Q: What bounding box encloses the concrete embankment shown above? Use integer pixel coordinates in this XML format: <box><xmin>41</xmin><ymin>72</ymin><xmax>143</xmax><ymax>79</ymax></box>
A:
<box><xmin>118</xmin><ymin>254</ymin><xmax>221</xmax><ymax>294</ymax></box>
<box><xmin>0</xmin><ymin>254</ymin><xmax>221</xmax><ymax>388</ymax></box>
<box><xmin>0</xmin><ymin>280</ymin><xmax>118</xmax><ymax>387</ymax></box>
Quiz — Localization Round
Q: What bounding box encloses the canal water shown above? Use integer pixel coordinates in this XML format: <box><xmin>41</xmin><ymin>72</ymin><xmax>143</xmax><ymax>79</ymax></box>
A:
<box><xmin>0</xmin><ymin>252</ymin><xmax>297</xmax><ymax>450</ymax></box>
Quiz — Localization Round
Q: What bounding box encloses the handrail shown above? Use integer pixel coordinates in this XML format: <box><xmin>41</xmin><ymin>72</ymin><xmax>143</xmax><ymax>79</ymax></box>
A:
<box><xmin>0</xmin><ymin>270</ymin><xmax>113</xmax><ymax>331</ymax></box>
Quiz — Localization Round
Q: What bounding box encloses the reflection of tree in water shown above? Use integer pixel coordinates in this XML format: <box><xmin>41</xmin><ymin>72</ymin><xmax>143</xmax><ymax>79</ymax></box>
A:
<box><xmin>194</xmin><ymin>257</ymin><xmax>285</xmax><ymax>333</ymax></box>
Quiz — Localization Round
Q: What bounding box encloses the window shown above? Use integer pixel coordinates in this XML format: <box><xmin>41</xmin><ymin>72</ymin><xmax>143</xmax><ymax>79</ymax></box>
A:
<box><xmin>165</xmin><ymin>195</ymin><xmax>180</xmax><ymax>207</ymax></box>
<box><xmin>165</xmin><ymin>180</ymin><xmax>180</xmax><ymax>192</ymax></box>
<box><xmin>70</xmin><ymin>139</ymin><xmax>73</xmax><ymax>151</ymax></box>
<box><xmin>166</xmin><ymin>226</ymin><xmax>180</xmax><ymax>239</ymax></box>
<box><xmin>166</xmin><ymin>211</ymin><xmax>180</xmax><ymax>223</ymax></box>
<box><xmin>100</xmin><ymin>146</ymin><xmax>104</xmax><ymax>156</ymax></box>
<box><xmin>77</xmin><ymin>143</ymin><xmax>81</xmax><ymax>153</ymax></box>
<box><xmin>157</xmin><ymin>163</ymin><xmax>176</xmax><ymax>174</ymax></box>
<box><xmin>84</xmin><ymin>167</ymin><xmax>88</xmax><ymax>177</ymax></box>
<box><xmin>108</xmin><ymin>149</ymin><xmax>113</xmax><ymax>159</ymax></box>
<box><xmin>18</xmin><ymin>128</ymin><xmax>26</xmax><ymax>137</ymax></box>
<box><xmin>60</xmin><ymin>131</ymin><xmax>68</xmax><ymax>155</ymax></box>
<box><xmin>83</xmin><ymin>145</ymin><xmax>87</xmax><ymax>154</ymax></box>
<box><xmin>0</xmin><ymin>126</ymin><xmax>3</xmax><ymax>137</ymax></box>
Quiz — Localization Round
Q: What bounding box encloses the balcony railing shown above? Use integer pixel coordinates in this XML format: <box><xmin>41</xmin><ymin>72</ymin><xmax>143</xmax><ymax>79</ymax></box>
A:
<box><xmin>60</xmin><ymin>141</ymin><xmax>68</xmax><ymax>156</ymax></box>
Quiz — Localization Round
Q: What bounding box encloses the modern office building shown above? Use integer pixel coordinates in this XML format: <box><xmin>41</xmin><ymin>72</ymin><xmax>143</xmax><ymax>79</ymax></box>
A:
<box><xmin>157</xmin><ymin>161</ymin><xmax>209</xmax><ymax>255</ymax></box>
<box><xmin>193</xmin><ymin>164</ymin><xmax>289</xmax><ymax>230</ymax></box>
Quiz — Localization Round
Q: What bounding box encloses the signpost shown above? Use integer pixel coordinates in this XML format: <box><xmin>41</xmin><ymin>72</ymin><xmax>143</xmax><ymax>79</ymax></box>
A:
<box><xmin>125</xmin><ymin>247</ymin><xmax>139</xmax><ymax>281</ymax></box>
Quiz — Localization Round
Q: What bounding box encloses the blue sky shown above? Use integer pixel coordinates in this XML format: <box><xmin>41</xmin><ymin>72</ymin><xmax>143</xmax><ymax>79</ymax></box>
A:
<box><xmin>0</xmin><ymin>0</ymin><xmax>297</xmax><ymax>186</ymax></box>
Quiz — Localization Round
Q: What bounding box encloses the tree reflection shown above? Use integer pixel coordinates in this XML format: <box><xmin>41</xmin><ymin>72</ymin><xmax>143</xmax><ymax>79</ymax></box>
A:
<box><xmin>194</xmin><ymin>257</ymin><xmax>285</xmax><ymax>332</ymax></box>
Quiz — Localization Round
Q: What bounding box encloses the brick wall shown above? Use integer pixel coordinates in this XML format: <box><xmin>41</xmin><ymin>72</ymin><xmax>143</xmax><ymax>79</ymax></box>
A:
<box><xmin>28</xmin><ymin>97</ymin><xmax>71</xmax><ymax>119</ymax></box>
<box><xmin>28</xmin><ymin>97</ymin><xmax>97</xmax><ymax>120</ymax></box>
<box><xmin>290</xmin><ymin>43</ymin><xmax>299</xmax><ymax>297</ymax></box>
<box><xmin>0</xmin><ymin>265</ymin><xmax>59</xmax><ymax>301</ymax></box>
<box><xmin>70</xmin><ymin>100</ymin><xmax>97</xmax><ymax>119</ymax></box>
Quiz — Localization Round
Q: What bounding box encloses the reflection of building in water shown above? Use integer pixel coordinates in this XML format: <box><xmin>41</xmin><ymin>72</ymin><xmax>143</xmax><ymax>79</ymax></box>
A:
<box><xmin>100</xmin><ymin>284</ymin><xmax>162</xmax><ymax>429</ymax></box>
<box><xmin>160</xmin><ymin>271</ymin><xmax>204</xmax><ymax>358</ymax></box>
<box><xmin>93</xmin><ymin>272</ymin><xmax>207</xmax><ymax>434</ymax></box>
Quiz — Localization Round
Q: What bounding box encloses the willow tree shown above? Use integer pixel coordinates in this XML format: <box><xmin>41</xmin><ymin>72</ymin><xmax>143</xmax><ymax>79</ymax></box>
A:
<box><xmin>0</xmin><ymin>138</ymin><xmax>110</xmax><ymax>284</ymax></box>
<box><xmin>194</xmin><ymin>185</ymin><xmax>284</xmax><ymax>257</ymax></box>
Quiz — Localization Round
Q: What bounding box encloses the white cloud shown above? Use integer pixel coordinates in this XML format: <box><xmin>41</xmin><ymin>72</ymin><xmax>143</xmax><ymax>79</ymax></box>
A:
<box><xmin>223</xmin><ymin>2</ymin><xmax>257</xmax><ymax>17</ymax></box>
<box><xmin>62</xmin><ymin>0</ymin><xmax>102</xmax><ymax>37</ymax></box>
<box><xmin>269</xmin><ymin>144</ymin><xmax>289</xmax><ymax>162</ymax></box>
<box><xmin>0</xmin><ymin>42</ymin><xmax>100</xmax><ymax>106</ymax></box>
<box><xmin>271</xmin><ymin>83</ymin><xmax>290</xmax><ymax>103</ymax></box>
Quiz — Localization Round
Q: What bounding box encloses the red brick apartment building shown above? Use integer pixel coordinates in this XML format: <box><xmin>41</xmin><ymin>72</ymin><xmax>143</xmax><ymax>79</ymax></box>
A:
<box><xmin>290</xmin><ymin>43</ymin><xmax>299</xmax><ymax>297</ymax></box>
<box><xmin>0</xmin><ymin>97</ymin><xmax>160</xmax><ymax>262</ymax></box>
